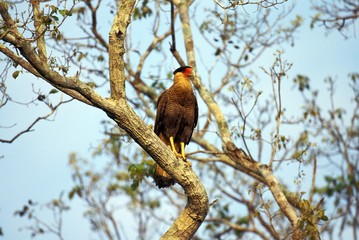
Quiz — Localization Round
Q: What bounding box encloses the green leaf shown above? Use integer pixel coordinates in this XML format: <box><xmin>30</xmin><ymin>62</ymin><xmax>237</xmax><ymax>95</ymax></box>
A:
<box><xmin>131</xmin><ymin>179</ymin><xmax>139</xmax><ymax>190</ymax></box>
<box><xmin>97</xmin><ymin>55</ymin><xmax>104</xmax><ymax>62</ymax></box>
<box><xmin>320</xmin><ymin>214</ymin><xmax>329</xmax><ymax>221</ymax></box>
<box><xmin>68</xmin><ymin>185</ymin><xmax>82</xmax><ymax>199</ymax></box>
<box><xmin>59</xmin><ymin>9</ymin><xmax>72</xmax><ymax>17</ymax></box>
<box><xmin>50</xmin><ymin>5</ymin><xmax>58</xmax><ymax>13</ymax></box>
<box><xmin>293</xmin><ymin>74</ymin><xmax>310</xmax><ymax>92</ymax></box>
<box><xmin>52</xmin><ymin>15</ymin><xmax>59</xmax><ymax>21</ymax></box>
<box><xmin>107</xmin><ymin>183</ymin><xmax>121</xmax><ymax>193</ymax></box>
<box><xmin>49</xmin><ymin>89</ymin><xmax>58</xmax><ymax>94</ymax></box>
<box><xmin>12</xmin><ymin>70</ymin><xmax>20</xmax><ymax>79</ymax></box>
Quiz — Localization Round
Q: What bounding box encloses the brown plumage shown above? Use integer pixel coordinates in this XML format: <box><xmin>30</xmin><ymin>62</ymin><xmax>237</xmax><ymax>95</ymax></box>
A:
<box><xmin>153</xmin><ymin>66</ymin><xmax>198</xmax><ymax>188</ymax></box>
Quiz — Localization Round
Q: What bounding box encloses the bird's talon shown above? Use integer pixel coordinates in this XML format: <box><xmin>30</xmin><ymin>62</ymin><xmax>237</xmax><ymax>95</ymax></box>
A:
<box><xmin>173</xmin><ymin>152</ymin><xmax>191</xmax><ymax>167</ymax></box>
<box><xmin>184</xmin><ymin>159</ymin><xmax>192</xmax><ymax>167</ymax></box>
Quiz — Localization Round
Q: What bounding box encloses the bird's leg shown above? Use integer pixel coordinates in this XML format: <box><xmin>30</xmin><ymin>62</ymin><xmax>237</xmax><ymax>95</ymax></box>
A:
<box><xmin>169</xmin><ymin>138</ymin><xmax>191</xmax><ymax>166</ymax></box>
<box><xmin>169</xmin><ymin>136</ymin><xmax>182</xmax><ymax>158</ymax></box>
<box><xmin>169</xmin><ymin>136</ymin><xmax>177</xmax><ymax>153</ymax></box>
<box><xmin>180</xmin><ymin>142</ymin><xmax>192</xmax><ymax>167</ymax></box>
<box><xmin>180</xmin><ymin>142</ymin><xmax>185</xmax><ymax>158</ymax></box>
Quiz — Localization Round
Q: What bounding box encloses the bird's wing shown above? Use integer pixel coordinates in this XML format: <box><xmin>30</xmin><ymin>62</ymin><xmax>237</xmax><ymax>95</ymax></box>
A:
<box><xmin>154</xmin><ymin>90</ymin><xmax>168</xmax><ymax>135</ymax></box>
<box><xmin>194</xmin><ymin>94</ymin><xmax>199</xmax><ymax>128</ymax></box>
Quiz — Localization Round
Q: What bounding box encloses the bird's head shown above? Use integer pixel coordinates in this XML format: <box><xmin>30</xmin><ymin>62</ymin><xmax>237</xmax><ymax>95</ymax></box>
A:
<box><xmin>173</xmin><ymin>66</ymin><xmax>193</xmax><ymax>78</ymax></box>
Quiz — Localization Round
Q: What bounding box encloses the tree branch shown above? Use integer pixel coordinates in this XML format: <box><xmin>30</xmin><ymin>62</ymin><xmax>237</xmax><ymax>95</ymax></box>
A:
<box><xmin>169</xmin><ymin>0</ymin><xmax>186</xmax><ymax>66</ymax></box>
<box><xmin>84</xmin><ymin>0</ymin><xmax>109</xmax><ymax>51</ymax></box>
<box><xmin>108</xmin><ymin>0</ymin><xmax>135</xmax><ymax>100</ymax></box>
<box><xmin>0</xmin><ymin>99</ymin><xmax>71</xmax><ymax>143</ymax></box>
<box><xmin>0</xmin><ymin>43</ymin><xmax>93</xmax><ymax>106</ymax></box>
<box><xmin>30</xmin><ymin>0</ymin><xmax>47</xmax><ymax>62</ymax></box>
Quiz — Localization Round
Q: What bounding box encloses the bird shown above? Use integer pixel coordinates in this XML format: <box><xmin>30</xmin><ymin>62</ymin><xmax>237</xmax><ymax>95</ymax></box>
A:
<box><xmin>153</xmin><ymin>66</ymin><xmax>198</xmax><ymax>188</ymax></box>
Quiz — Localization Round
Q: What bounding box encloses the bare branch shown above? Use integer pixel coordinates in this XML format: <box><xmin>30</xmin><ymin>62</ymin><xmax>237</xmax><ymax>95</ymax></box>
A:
<box><xmin>213</xmin><ymin>0</ymin><xmax>288</xmax><ymax>10</ymax></box>
<box><xmin>84</xmin><ymin>0</ymin><xmax>109</xmax><ymax>51</ymax></box>
<box><xmin>311</xmin><ymin>0</ymin><xmax>359</xmax><ymax>37</ymax></box>
<box><xmin>168</xmin><ymin>0</ymin><xmax>186</xmax><ymax>66</ymax></box>
<box><xmin>0</xmin><ymin>99</ymin><xmax>72</xmax><ymax>143</ymax></box>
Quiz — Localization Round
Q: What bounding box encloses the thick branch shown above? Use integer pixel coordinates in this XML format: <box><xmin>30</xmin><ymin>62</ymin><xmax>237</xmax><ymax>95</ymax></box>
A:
<box><xmin>0</xmin><ymin>44</ymin><xmax>92</xmax><ymax>105</ymax></box>
<box><xmin>259</xmin><ymin>165</ymin><xmax>299</xmax><ymax>225</ymax></box>
<box><xmin>31</xmin><ymin>0</ymin><xmax>47</xmax><ymax>62</ymax></box>
<box><xmin>104</xmin><ymin>100</ymin><xmax>209</xmax><ymax>240</ymax></box>
<box><xmin>108</xmin><ymin>0</ymin><xmax>135</xmax><ymax>100</ymax></box>
<box><xmin>108</xmin><ymin>2</ymin><xmax>209</xmax><ymax>238</ymax></box>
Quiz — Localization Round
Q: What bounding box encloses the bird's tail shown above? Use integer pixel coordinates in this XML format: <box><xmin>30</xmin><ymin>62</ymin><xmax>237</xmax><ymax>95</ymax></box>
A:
<box><xmin>152</xmin><ymin>133</ymin><xmax>176</xmax><ymax>188</ymax></box>
<box><xmin>153</xmin><ymin>164</ymin><xmax>175</xmax><ymax>188</ymax></box>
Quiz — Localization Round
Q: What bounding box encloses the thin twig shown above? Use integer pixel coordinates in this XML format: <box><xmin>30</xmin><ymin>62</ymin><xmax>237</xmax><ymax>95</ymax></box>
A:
<box><xmin>0</xmin><ymin>99</ymin><xmax>72</xmax><ymax>143</ymax></box>
<box><xmin>168</xmin><ymin>0</ymin><xmax>186</xmax><ymax>66</ymax></box>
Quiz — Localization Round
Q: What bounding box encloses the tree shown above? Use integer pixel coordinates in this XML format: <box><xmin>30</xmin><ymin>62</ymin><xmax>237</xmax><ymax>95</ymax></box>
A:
<box><xmin>1</xmin><ymin>0</ymin><xmax>358</xmax><ymax>239</ymax></box>
<box><xmin>311</xmin><ymin>0</ymin><xmax>359</xmax><ymax>38</ymax></box>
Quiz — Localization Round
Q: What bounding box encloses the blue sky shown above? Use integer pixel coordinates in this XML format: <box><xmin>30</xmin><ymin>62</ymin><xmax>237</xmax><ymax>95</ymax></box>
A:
<box><xmin>1</xmin><ymin>1</ymin><xmax>358</xmax><ymax>239</ymax></box>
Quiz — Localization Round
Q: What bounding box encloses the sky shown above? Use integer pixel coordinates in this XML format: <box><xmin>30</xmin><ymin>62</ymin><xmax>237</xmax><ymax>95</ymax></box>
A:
<box><xmin>1</xmin><ymin>0</ymin><xmax>359</xmax><ymax>239</ymax></box>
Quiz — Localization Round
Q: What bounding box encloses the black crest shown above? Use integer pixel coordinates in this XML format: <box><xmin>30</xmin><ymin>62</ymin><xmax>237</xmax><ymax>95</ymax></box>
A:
<box><xmin>173</xmin><ymin>66</ymin><xmax>192</xmax><ymax>75</ymax></box>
